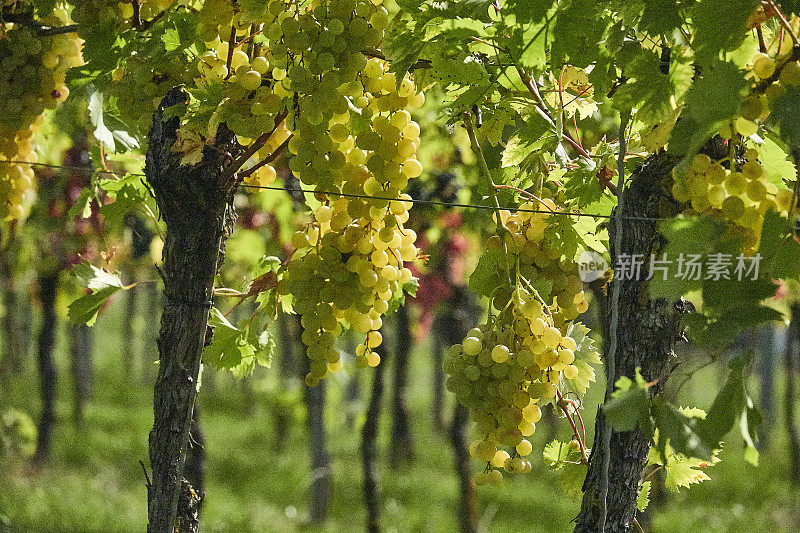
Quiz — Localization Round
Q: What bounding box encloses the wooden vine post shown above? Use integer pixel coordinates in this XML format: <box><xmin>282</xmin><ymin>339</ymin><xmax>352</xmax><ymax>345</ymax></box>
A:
<box><xmin>144</xmin><ymin>87</ymin><xmax>243</xmax><ymax>533</ymax></box>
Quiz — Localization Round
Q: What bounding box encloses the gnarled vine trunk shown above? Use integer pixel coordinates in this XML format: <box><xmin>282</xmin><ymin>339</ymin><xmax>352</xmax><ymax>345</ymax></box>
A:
<box><xmin>389</xmin><ymin>304</ymin><xmax>414</xmax><ymax>467</ymax></box>
<box><xmin>145</xmin><ymin>87</ymin><xmax>242</xmax><ymax>533</ymax></box>
<box><xmin>299</xmin><ymin>326</ymin><xmax>332</xmax><ymax>525</ymax></box>
<box><xmin>785</xmin><ymin>303</ymin><xmax>800</xmax><ymax>485</ymax></box>
<box><xmin>362</xmin><ymin>336</ymin><xmax>387</xmax><ymax>533</ymax></box>
<box><xmin>68</xmin><ymin>322</ymin><xmax>93</xmax><ymax>428</ymax></box>
<box><xmin>33</xmin><ymin>272</ymin><xmax>58</xmax><ymax>464</ymax></box>
<box><xmin>575</xmin><ymin>154</ymin><xmax>685</xmax><ymax>532</ymax></box>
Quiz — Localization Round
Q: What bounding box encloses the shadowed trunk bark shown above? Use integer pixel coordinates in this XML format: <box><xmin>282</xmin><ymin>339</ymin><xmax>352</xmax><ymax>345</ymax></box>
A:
<box><xmin>575</xmin><ymin>154</ymin><xmax>685</xmax><ymax>532</ymax></box>
<box><xmin>362</xmin><ymin>338</ymin><xmax>387</xmax><ymax>533</ymax></box>
<box><xmin>786</xmin><ymin>303</ymin><xmax>800</xmax><ymax>485</ymax></box>
<box><xmin>450</xmin><ymin>404</ymin><xmax>477</xmax><ymax>533</ymax></box>
<box><xmin>33</xmin><ymin>273</ymin><xmax>58</xmax><ymax>464</ymax></box>
<box><xmin>183</xmin><ymin>403</ymin><xmax>205</xmax><ymax>513</ymax></box>
<box><xmin>145</xmin><ymin>87</ymin><xmax>243</xmax><ymax>533</ymax></box>
<box><xmin>69</xmin><ymin>322</ymin><xmax>93</xmax><ymax>428</ymax></box>
<box><xmin>389</xmin><ymin>304</ymin><xmax>414</xmax><ymax>467</ymax></box>
<box><xmin>299</xmin><ymin>335</ymin><xmax>332</xmax><ymax>525</ymax></box>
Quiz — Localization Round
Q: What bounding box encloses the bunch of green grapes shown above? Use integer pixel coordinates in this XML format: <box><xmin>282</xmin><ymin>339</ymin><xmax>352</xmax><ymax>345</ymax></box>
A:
<box><xmin>280</xmin><ymin>57</ymin><xmax>423</xmax><ymax>386</ymax></box>
<box><xmin>496</xmin><ymin>203</ymin><xmax>589</xmax><ymax>321</ymax></box>
<box><xmin>672</xmin><ymin>151</ymin><xmax>791</xmax><ymax>252</ymax></box>
<box><xmin>72</xmin><ymin>0</ymin><xmax>176</xmax><ymax>32</ymax></box>
<box><xmin>0</xmin><ymin>22</ymin><xmax>81</xmax><ymax>221</ymax></box>
<box><xmin>443</xmin><ymin>205</ymin><xmax>594</xmax><ymax>482</ymax></box>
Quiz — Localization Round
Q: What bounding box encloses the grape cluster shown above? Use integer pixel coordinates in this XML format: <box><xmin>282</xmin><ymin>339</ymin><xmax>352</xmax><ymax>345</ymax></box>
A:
<box><xmin>443</xmin><ymin>205</ymin><xmax>593</xmax><ymax>482</ymax></box>
<box><xmin>0</xmin><ymin>22</ymin><xmax>81</xmax><ymax>221</ymax></box>
<box><xmin>672</xmin><ymin>151</ymin><xmax>790</xmax><ymax>252</ymax></box>
<box><xmin>280</xmin><ymin>65</ymin><xmax>423</xmax><ymax>383</ymax></box>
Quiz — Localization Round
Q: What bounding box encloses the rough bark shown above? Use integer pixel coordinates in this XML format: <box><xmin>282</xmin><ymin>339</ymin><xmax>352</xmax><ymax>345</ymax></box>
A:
<box><xmin>785</xmin><ymin>303</ymin><xmax>800</xmax><ymax>485</ymax></box>
<box><xmin>183</xmin><ymin>404</ymin><xmax>206</xmax><ymax>511</ymax></box>
<box><xmin>33</xmin><ymin>273</ymin><xmax>59</xmax><ymax>464</ymax></box>
<box><xmin>146</xmin><ymin>87</ymin><xmax>243</xmax><ymax>533</ymax></box>
<box><xmin>450</xmin><ymin>404</ymin><xmax>477</xmax><ymax>533</ymax></box>
<box><xmin>300</xmin><ymin>340</ymin><xmax>332</xmax><ymax>525</ymax></box>
<box><xmin>68</xmin><ymin>322</ymin><xmax>93</xmax><ymax>428</ymax></box>
<box><xmin>575</xmin><ymin>154</ymin><xmax>685</xmax><ymax>533</ymax></box>
<box><xmin>389</xmin><ymin>304</ymin><xmax>414</xmax><ymax>467</ymax></box>
<box><xmin>362</xmin><ymin>339</ymin><xmax>387</xmax><ymax>533</ymax></box>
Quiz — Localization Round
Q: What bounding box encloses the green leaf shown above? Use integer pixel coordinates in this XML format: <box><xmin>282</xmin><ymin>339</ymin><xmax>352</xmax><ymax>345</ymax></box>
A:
<box><xmin>691</xmin><ymin>0</ymin><xmax>761</xmax><ymax>64</ymax></box>
<box><xmin>759</xmin><ymin>136</ymin><xmax>796</xmax><ymax>188</ymax></box>
<box><xmin>662</xmin><ymin>452</ymin><xmax>717</xmax><ymax>492</ymax></box>
<box><xmin>551</xmin><ymin>0</ymin><xmax>610</xmax><ymax>68</ymax></box>
<box><xmin>637</xmin><ymin>480</ymin><xmax>651</xmax><ymax>512</ymax></box>
<box><xmin>161</xmin><ymin>28</ymin><xmax>181</xmax><ymax>51</ymax></box>
<box><xmin>640</xmin><ymin>0</ymin><xmax>682</xmax><ymax>35</ymax></box>
<box><xmin>67</xmin><ymin>187</ymin><xmax>94</xmax><ymax>219</ymax></box>
<box><xmin>427</xmin><ymin>0</ymin><xmax>494</xmax><ymax>22</ymax></box>
<box><xmin>741</xmin><ymin>399</ymin><xmax>761</xmax><ymax>466</ymax></box>
<box><xmin>203</xmin><ymin>308</ymin><xmax>257</xmax><ymax>374</ymax></box>
<box><xmin>68</xmin><ymin>286</ymin><xmax>121</xmax><ymax>326</ymax></box>
<box><xmin>88</xmin><ymin>91</ymin><xmax>115</xmax><ymax>152</ymax></box>
<box><xmin>72</xmin><ymin>261</ymin><xmax>125</xmax><ymax>291</ymax></box>
<box><xmin>468</xmin><ymin>248</ymin><xmax>509</xmax><ymax>298</ymax></box>
<box><xmin>565</xmin><ymin>322</ymin><xmax>601</xmax><ymax>395</ymax></box>
<box><xmin>695</xmin><ymin>353</ymin><xmax>750</xmax><ymax>450</ymax></box>
<box><xmin>613</xmin><ymin>49</ymin><xmax>693</xmax><ymax>123</ymax></box>
<box><xmin>668</xmin><ymin>60</ymin><xmax>748</xmax><ymax>156</ymax></box>
<box><xmin>770</xmin><ymin>85</ymin><xmax>800</xmax><ymax>148</ymax></box>
<box><xmin>651</xmin><ymin>397</ymin><xmax>714</xmax><ymax>462</ymax></box>
<box><xmin>604</xmin><ymin>369</ymin><xmax>651</xmax><ymax>432</ymax></box>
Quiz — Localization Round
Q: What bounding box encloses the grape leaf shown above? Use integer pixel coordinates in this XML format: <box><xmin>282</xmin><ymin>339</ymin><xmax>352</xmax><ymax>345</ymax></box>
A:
<box><xmin>468</xmin><ymin>248</ymin><xmax>509</xmax><ymax>298</ymax></box>
<box><xmin>770</xmin><ymin>85</ymin><xmax>800</xmax><ymax>149</ymax></box>
<box><xmin>691</xmin><ymin>0</ymin><xmax>761</xmax><ymax>65</ymax></box>
<box><xmin>758</xmin><ymin>136</ymin><xmax>796</xmax><ymax>188</ymax></box>
<box><xmin>695</xmin><ymin>352</ymin><xmax>750</xmax><ymax>451</ymax></box>
<box><xmin>603</xmin><ymin>369</ymin><xmax>651</xmax><ymax>432</ymax></box>
<box><xmin>637</xmin><ymin>480</ymin><xmax>651</xmax><ymax>512</ymax></box>
<box><xmin>651</xmin><ymin>397</ymin><xmax>714</xmax><ymax>462</ymax></box>
<box><xmin>640</xmin><ymin>0</ymin><xmax>682</xmax><ymax>35</ymax></box>
<box><xmin>612</xmin><ymin>49</ymin><xmax>693</xmax><ymax>123</ymax></box>
<box><xmin>565</xmin><ymin>322</ymin><xmax>601</xmax><ymax>396</ymax></box>
<box><xmin>68</xmin><ymin>261</ymin><xmax>128</xmax><ymax>325</ymax></box>
<box><xmin>668</xmin><ymin>60</ymin><xmax>748</xmax><ymax>157</ymax></box>
<box><xmin>203</xmin><ymin>308</ymin><xmax>257</xmax><ymax>374</ymax></box>
<box><xmin>661</xmin><ymin>451</ymin><xmax>718</xmax><ymax>492</ymax></box>
<box><xmin>88</xmin><ymin>91</ymin><xmax>116</xmax><ymax>152</ymax></box>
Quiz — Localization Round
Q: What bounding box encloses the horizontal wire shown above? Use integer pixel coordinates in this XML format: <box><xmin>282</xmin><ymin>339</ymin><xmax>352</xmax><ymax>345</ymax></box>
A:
<box><xmin>3</xmin><ymin>158</ymin><xmax>664</xmax><ymax>222</ymax></box>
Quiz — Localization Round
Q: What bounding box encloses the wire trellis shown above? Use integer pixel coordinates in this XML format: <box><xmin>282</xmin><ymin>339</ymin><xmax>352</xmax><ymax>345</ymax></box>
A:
<box><xmin>2</xmin><ymin>159</ymin><xmax>665</xmax><ymax>222</ymax></box>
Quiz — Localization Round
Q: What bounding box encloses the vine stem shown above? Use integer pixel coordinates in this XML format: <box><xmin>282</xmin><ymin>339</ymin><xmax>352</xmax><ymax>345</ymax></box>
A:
<box><xmin>463</xmin><ymin>111</ymin><xmax>514</xmax><ymax>284</ymax></box>
<box><xmin>493</xmin><ymin>184</ymin><xmax>556</xmax><ymax>212</ymax></box>
<box><xmin>599</xmin><ymin>110</ymin><xmax>631</xmax><ymax>532</ymax></box>
<box><xmin>555</xmin><ymin>386</ymin><xmax>589</xmax><ymax>465</ymax></box>
<box><xmin>767</xmin><ymin>0</ymin><xmax>799</xmax><ymax>45</ymax></box>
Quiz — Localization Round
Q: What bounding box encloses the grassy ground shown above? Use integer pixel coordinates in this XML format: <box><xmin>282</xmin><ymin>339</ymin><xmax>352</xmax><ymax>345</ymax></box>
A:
<box><xmin>1</xmin><ymin>297</ymin><xmax>799</xmax><ymax>532</ymax></box>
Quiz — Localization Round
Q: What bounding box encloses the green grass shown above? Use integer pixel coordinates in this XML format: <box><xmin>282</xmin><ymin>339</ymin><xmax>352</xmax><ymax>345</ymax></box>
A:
<box><xmin>2</xmin><ymin>298</ymin><xmax>800</xmax><ymax>532</ymax></box>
